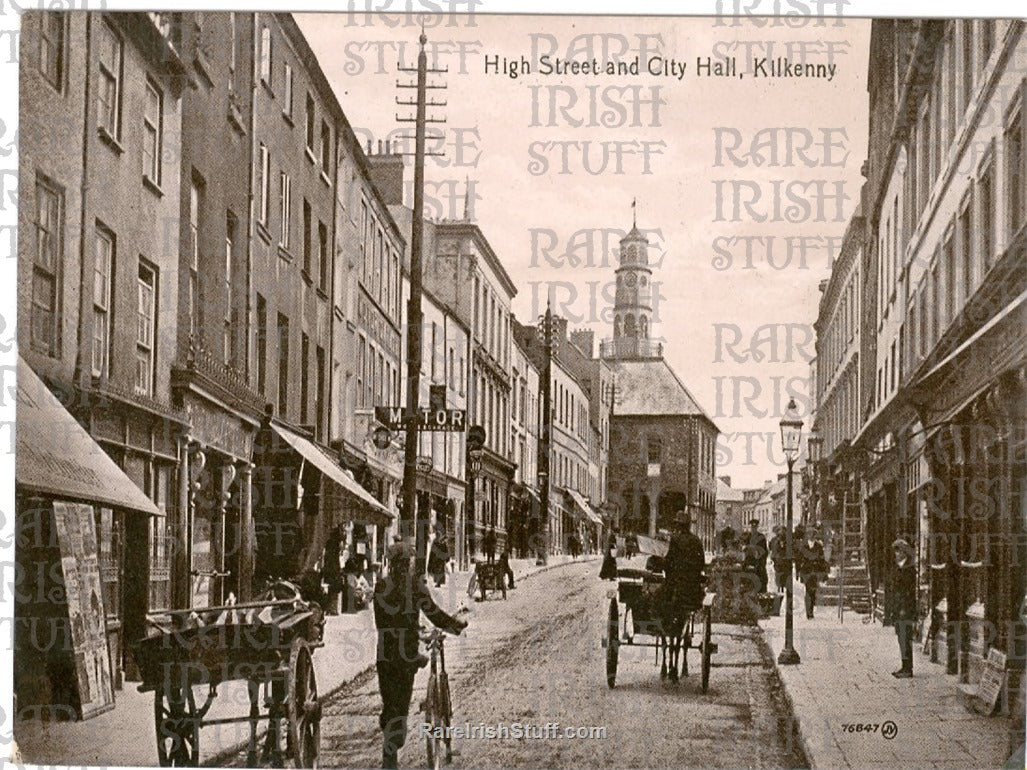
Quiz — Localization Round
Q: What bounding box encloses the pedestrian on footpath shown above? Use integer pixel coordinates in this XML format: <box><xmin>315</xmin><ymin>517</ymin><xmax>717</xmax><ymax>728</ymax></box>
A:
<box><xmin>427</xmin><ymin>524</ymin><xmax>449</xmax><ymax>588</ymax></box>
<box><xmin>742</xmin><ymin>518</ymin><xmax>769</xmax><ymax>593</ymax></box>
<box><xmin>484</xmin><ymin>526</ymin><xmax>497</xmax><ymax>564</ymax></box>
<box><xmin>499</xmin><ymin>546</ymin><xmax>516</xmax><ymax>589</ymax></box>
<box><xmin>600</xmin><ymin>533</ymin><xmax>618</xmax><ymax>580</ymax></box>
<box><xmin>891</xmin><ymin>537</ymin><xmax>917</xmax><ymax>678</ymax></box>
<box><xmin>769</xmin><ymin>525</ymin><xmax>789</xmax><ymax>592</ymax></box>
<box><xmin>374</xmin><ymin>540</ymin><xmax>468</xmax><ymax>769</ymax></box>
<box><xmin>796</xmin><ymin>525</ymin><xmax>828</xmax><ymax>619</ymax></box>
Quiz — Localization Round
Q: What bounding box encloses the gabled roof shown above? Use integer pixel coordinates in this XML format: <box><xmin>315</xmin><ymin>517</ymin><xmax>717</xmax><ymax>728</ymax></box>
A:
<box><xmin>611</xmin><ymin>357</ymin><xmax>717</xmax><ymax>429</ymax></box>
<box><xmin>716</xmin><ymin>480</ymin><xmax>745</xmax><ymax>503</ymax></box>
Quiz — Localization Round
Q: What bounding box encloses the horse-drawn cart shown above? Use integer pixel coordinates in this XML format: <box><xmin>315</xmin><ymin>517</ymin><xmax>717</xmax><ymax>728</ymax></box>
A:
<box><xmin>133</xmin><ymin>580</ymin><xmax>324</xmax><ymax>767</ymax></box>
<box><xmin>601</xmin><ymin>565</ymin><xmax>717</xmax><ymax>693</ymax></box>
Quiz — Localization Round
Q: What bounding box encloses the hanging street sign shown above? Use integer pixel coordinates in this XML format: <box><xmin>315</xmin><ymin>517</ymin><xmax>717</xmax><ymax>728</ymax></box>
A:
<box><xmin>374</xmin><ymin>406</ymin><xmax>467</xmax><ymax>432</ymax></box>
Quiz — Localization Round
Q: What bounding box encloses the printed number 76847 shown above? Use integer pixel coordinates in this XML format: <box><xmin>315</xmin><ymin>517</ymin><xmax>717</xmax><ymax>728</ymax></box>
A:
<box><xmin>841</xmin><ymin>724</ymin><xmax>880</xmax><ymax>733</ymax></box>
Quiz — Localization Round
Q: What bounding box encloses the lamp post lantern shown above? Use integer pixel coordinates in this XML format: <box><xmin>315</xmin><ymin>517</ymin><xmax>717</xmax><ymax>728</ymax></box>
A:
<box><xmin>778</xmin><ymin>397</ymin><xmax>804</xmax><ymax>666</ymax></box>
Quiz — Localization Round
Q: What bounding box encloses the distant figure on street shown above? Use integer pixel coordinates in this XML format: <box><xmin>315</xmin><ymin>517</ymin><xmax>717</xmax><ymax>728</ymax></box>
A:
<box><xmin>499</xmin><ymin>546</ymin><xmax>516</xmax><ymax>589</ymax></box>
<box><xmin>374</xmin><ymin>540</ymin><xmax>467</xmax><ymax>769</ymax></box>
<box><xmin>769</xmin><ymin>525</ymin><xmax>790</xmax><ymax>592</ymax></box>
<box><xmin>599</xmin><ymin>533</ymin><xmax>618</xmax><ymax>580</ymax></box>
<box><xmin>743</xmin><ymin>518</ymin><xmax>769</xmax><ymax>593</ymax></box>
<box><xmin>796</xmin><ymin>525</ymin><xmax>828</xmax><ymax>619</ymax></box>
<box><xmin>890</xmin><ymin>537</ymin><xmax>917</xmax><ymax>678</ymax></box>
<box><xmin>569</xmin><ymin>533</ymin><xmax>581</xmax><ymax>559</ymax></box>
<box><xmin>427</xmin><ymin>524</ymin><xmax>449</xmax><ymax>588</ymax></box>
<box><xmin>484</xmin><ymin>526</ymin><xmax>497</xmax><ymax>564</ymax></box>
<box><xmin>717</xmin><ymin>525</ymin><xmax>736</xmax><ymax>555</ymax></box>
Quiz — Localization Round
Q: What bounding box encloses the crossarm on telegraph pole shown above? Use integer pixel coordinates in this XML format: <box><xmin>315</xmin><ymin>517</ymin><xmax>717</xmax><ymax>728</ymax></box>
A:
<box><xmin>397</xmin><ymin>31</ymin><xmax>447</xmax><ymax>574</ymax></box>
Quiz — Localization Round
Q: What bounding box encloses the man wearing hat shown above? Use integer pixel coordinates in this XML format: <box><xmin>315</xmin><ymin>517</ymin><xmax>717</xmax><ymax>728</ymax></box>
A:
<box><xmin>891</xmin><ymin>537</ymin><xmax>917</xmax><ymax>678</ymax></box>
<box><xmin>663</xmin><ymin>510</ymin><xmax>706</xmax><ymax>617</ymax></box>
<box><xmin>743</xmin><ymin>518</ymin><xmax>769</xmax><ymax>593</ymax></box>
<box><xmin>374</xmin><ymin>539</ymin><xmax>468</xmax><ymax>768</ymax></box>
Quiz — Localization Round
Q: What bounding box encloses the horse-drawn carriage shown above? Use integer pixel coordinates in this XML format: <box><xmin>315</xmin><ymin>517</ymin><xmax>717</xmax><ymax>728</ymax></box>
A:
<box><xmin>601</xmin><ymin>535</ymin><xmax>718</xmax><ymax>692</ymax></box>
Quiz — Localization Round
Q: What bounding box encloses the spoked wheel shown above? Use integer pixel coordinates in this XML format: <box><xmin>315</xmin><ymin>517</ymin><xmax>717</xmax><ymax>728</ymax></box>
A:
<box><xmin>623</xmin><ymin>605</ymin><xmax>634</xmax><ymax>644</ymax></box>
<box><xmin>701</xmin><ymin>606</ymin><xmax>713</xmax><ymax>694</ymax></box>
<box><xmin>606</xmin><ymin>598</ymin><xmax>619</xmax><ymax>688</ymax></box>
<box><xmin>286</xmin><ymin>639</ymin><xmax>322</xmax><ymax>768</ymax></box>
<box><xmin>154</xmin><ymin>681</ymin><xmax>200</xmax><ymax>766</ymax></box>
<box><xmin>424</xmin><ymin>674</ymin><xmax>444</xmax><ymax>770</ymax></box>
<box><xmin>439</xmin><ymin>670</ymin><xmax>453</xmax><ymax>763</ymax></box>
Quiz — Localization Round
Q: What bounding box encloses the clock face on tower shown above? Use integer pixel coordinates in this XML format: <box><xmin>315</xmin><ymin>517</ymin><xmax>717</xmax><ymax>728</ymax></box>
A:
<box><xmin>604</xmin><ymin>215</ymin><xmax>659</xmax><ymax>360</ymax></box>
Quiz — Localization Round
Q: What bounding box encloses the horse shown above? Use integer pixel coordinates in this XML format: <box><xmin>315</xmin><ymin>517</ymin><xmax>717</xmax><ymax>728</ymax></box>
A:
<box><xmin>639</xmin><ymin>555</ymin><xmax>689</xmax><ymax>682</ymax></box>
<box><xmin>656</xmin><ymin>587</ymin><xmax>691</xmax><ymax>682</ymax></box>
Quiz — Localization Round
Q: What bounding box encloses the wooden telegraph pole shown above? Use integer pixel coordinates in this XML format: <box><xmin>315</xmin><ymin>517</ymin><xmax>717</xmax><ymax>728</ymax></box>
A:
<box><xmin>396</xmin><ymin>31</ymin><xmax>446</xmax><ymax>573</ymax></box>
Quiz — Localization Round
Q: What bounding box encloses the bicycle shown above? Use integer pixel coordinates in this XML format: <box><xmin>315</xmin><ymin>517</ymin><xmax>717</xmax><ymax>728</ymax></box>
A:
<box><xmin>419</xmin><ymin>626</ymin><xmax>453</xmax><ymax>770</ymax></box>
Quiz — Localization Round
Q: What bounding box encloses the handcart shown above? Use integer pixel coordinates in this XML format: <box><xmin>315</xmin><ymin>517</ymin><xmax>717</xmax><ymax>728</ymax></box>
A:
<box><xmin>473</xmin><ymin>561</ymin><xmax>507</xmax><ymax>601</ymax></box>
<box><xmin>133</xmin><ymin>580</ymin><xmax>324</xmax><ymax>767</ymax></box>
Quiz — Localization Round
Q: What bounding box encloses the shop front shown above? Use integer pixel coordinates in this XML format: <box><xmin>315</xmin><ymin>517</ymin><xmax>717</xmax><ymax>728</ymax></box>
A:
<box><xmin>14</xmin><ymin>357</ymin><xmax>162</xmax><ymax>720</ymax></box>
<box><xmin>252</xmin><ymin>416</ymin><xmax>394</xmax><ymax>604</ymax></box>
<box><xmin>564</xmin><ymin>487</ymin><xmax>602</xmax><ymax>554</ymax></box>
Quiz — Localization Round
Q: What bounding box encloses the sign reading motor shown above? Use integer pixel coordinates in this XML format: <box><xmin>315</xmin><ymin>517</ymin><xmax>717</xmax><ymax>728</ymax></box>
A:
<box><xmin>374</xmin><ymin>406</ymin><xmax>467</xmax><ymax>432</ymax></box>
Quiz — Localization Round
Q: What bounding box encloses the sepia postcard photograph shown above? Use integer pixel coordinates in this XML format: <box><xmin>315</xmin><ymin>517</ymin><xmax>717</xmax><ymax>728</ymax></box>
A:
<box><xmin>1</xmin><ymin>2</ymin><xmax>1025</xmax><ymax>768</ymax></box>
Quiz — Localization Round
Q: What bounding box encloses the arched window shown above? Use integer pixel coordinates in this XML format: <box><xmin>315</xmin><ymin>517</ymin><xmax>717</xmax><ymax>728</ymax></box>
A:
<box><xmin>613</xmin><ymin>315</ymin><xmax>621</xmax><ymax>338</ymax></box>
<box><xmin>640</xmin><ymin>316</ymin><xmax>648</xmax><ymax>338</ymax></box>
<box><xmin>624</xmin><ymin>314</ymin><xmax>636</xmax><ymax>337</ymax></box>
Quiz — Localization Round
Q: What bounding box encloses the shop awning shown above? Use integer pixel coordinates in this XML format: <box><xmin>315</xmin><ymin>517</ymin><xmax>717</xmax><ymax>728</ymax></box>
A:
<box><xmin>270</xmin><ymin>422</ymin><xmax>393</xmax><ymax>522</ymax></box>
<box><xmin>15</xmin><ymin>357</ymin><xmax>160</xmax><ymax>516</ymax></box>
<box><xmin>565</xmin><ymin>488</ymin><xmax>602</xmax><ymax>526</ymax></box>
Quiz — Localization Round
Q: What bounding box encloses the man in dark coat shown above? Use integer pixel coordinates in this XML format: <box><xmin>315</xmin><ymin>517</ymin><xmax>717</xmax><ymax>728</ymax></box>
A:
<box><xmin>769</xmin><ymin>525</ymin><xmax>789</xmax><ymax>592</ymax></box>
<box><xmin>599</xmin><ymin>533</ymin><xmax>618</xmax><ymax>580</ymax></box>
<box><xmin>662</xmin><ymin>511</ymin><xmax>706</xmax><ymax>614</ymax></box>
<box><xmin>484</xmin><ymin>526</ymin><xmax>497</xmax><ymax>564</ymax></box>
<box><xmin>427</xmin><ymin>525</ymin><xmax>449</xmax><ymax>588</ymax></box>
<box><xmin>374</xmin><ymin>541</ymin><xmax>467</xmax><ymax>768</ymax></box>
<box><xmin>742</xmin><ymin>518</ymin><xmax>769</xmax><ymax>593</ymax></box>
<box><xmin>891</xmin><ymin>537</ymin><xmax>917</xmax><ymax>678</ymax></box>
<box><xmin>796</xmin><ymin>525</ymin><xmax>828</xmax><ymax>619</ymax></box>
<box><xmin>498</xmin><ymin>545</ymin><xmax>516</xmax><ymax>589</ymax></box>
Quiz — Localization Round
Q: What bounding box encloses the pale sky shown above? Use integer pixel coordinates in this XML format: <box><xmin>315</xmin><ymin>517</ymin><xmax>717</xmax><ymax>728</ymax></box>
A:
<box><xmin>296</xmin><ymin>13</ymin><xmax>872</xmax><ymax>487</ymax></box>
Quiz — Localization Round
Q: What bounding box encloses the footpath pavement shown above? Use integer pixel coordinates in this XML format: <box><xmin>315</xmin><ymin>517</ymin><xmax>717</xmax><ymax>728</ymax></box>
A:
<box><xmin>757</xmin><ymin>580</ymin><xmax>1016</xmax><ymax>770</ymax></box>
<box><xmin>11</xmin><ymin>554</ymin><xmax>595</xmax><ymax>768</ymax></box>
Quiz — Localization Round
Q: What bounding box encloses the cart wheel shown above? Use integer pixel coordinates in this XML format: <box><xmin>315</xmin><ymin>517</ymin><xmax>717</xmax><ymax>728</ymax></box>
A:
<box><xmin>622</xmin><ymin>606</ymin><xmax>634</xmax><ymax>644</ymax></box>
<box><xmin>424</xmin><ymin>674</ymin><xmax>443</xmax><ymax>770</ymax></box>
<box><xmin>154</xmin><ymin>682</ymin><xmax>200</xmax><ymax>767</ymax></box>
<box><xmin>606</xmin><ymin>598</ymin><xmax>619</xmax><ymax>688</ymax></box>
<box><xmin>701</xmin><ymin>606</ymin><xmax>712</xmax><ymax>694</ymax></box>
<box><xmin>286</xmin><ymin>639</ymin><xmax>321</xmax><ymax>768</ymax></box>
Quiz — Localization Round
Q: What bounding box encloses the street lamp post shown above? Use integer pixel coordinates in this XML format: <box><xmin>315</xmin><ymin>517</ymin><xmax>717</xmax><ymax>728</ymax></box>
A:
<box><xmin>778</xmin><ymin>397</ymin><xmax>804</xmax><ymax>666</ymax></box>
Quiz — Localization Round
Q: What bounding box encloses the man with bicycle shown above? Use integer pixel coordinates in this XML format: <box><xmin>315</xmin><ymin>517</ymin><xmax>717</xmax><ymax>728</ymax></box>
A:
<box><xmin>374</xmin><ymin>539</ymin><xmax>468</xmax><ymax>769</ymax></box>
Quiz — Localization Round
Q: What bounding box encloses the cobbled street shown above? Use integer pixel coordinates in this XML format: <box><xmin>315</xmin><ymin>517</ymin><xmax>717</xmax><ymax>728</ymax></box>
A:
<box><xmin>224</xmin><ymin>560</ymin><xmax>807</xmax><ymax>769</ymax></box>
